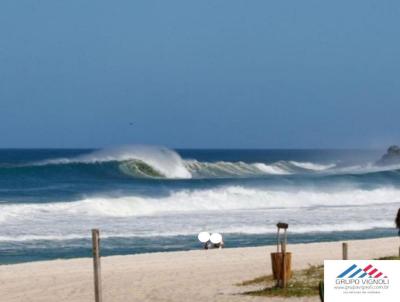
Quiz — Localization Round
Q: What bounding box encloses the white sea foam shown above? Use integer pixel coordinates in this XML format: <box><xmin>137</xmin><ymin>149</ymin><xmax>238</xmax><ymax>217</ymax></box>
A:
<box><xmin>289</xmin><ymin>161</ymin><xmax>336</xmax><ymax>171</ymax></box>
<box><xmin>332</xmin><ymin>162</ymin><xmax>400</xmax><ymax>175</ymax></box>
<box><xmin>1</xmin><ymin>186</ymin><xmax>399</xmax><ymax>222</ymax></box>
<box><xmin>1</xmin><ymin>185</ymin><xmax>396</xmax><ymax>243</ymax></box>
<box><xmin>252</xmin><ymin>163</ymin><xmax>292</xmax><ymax>174</ymax></box>
<box><xmin>184</xmin><ymin>160</ymin><xmax>336</xmax><ymax>177</ymax></box>
<box><xmin>0</xmin><ymin>234</ymin><xmax>87</xmax><ymax>242</ymax></box>
<box><xmin>0</xmin><ymin>220</ymin><xmax>395</xmax><ymax>242</ymax></box>
<box><xmin>215</xmin><ymin>221</ymin><xmax>396</xmax><ymax>235</ymax></box>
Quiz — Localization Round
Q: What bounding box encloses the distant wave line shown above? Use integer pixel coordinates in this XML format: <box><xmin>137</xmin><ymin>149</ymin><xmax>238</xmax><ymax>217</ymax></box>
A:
<box><xmin>2</xmin><ymin>145</ymin><xmax>400</xmax><ymax>179</ymax></box>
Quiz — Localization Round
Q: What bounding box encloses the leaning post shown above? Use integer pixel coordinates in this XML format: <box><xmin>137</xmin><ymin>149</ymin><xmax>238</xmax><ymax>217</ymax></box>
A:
<box><xmin>92</xmin><ymin>229</ymin><xmax>103</xmax><ymax>302</ymax></box>
<box><xmin>281</xmin><ymin>236</ymin><xmax>287</xmax><ymax>288</ymax></box>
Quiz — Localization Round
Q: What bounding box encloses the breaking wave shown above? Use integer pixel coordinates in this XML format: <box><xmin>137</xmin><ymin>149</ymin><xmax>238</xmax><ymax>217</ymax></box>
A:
<box><xmin>3</xmin><ymin>146</ymin><xmax>400</xmax><ymax>180</ymax></box>
<box><xmin>2</xmin><ymin>146</ymin><xmax>338</xmax><ymax>179</ymax></box>
<box><xmin>37</xmin><ymin>145</ymin><xmax>192</xmax><ymax>179</ymax></box>
<box><xmin>0</xmin><ymin>185</ymin><xmax>398</xmax><ymax>242</ymax></box>
<box><xmin>1</xmin><ymin>186</ymin><xmax>399</xmax><ymax>221</ymax></box>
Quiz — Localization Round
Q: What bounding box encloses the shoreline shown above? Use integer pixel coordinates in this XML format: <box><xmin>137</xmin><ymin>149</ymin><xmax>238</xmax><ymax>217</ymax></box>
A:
<box><xmin>1</xmin><ymin>228</ymin><xmax>396</xmax><ymax>265</ymax></box>
<box><xmin>0</xmin><ymin>237</ymin><xmax>398</xmax><ymax>302</ymax></box>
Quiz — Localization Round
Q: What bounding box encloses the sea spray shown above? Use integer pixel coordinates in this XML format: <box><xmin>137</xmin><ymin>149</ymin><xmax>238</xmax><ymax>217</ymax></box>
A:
<box><xmin>1</xmin><ymin>147</ymin><xmax>399</xmax><ymax>263</ymax></box>
<box><xmin>37</xmin><ymin>145</ymin><xmax>193</xmax><ymax>179</ymax></box>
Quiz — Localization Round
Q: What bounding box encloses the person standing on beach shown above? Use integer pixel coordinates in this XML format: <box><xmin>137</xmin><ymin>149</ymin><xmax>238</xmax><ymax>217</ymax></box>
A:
<box><xmin>396</xmin><ymin>208</ymin><xmax>400</xmax><ymax>236</ymax></box>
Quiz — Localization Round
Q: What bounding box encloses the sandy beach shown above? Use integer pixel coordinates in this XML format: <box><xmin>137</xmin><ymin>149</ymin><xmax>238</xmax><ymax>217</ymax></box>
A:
<box><xmin>0</xmin><ymin>237</ymin><xmax>398</xmax><ymax>302</ymax></box>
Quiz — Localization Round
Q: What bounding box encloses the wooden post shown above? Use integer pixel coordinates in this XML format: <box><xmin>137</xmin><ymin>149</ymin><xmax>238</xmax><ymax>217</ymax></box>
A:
<box><xmin>272</xmin><ymin>223</ymin><xmax>291</xmax><ymax>288</ymax></box>
<box><xmin>342</xmin><ymin>242</ymin><xmax>348</xmax><ymax>260</ymax></box>
<box><xmin>398</xmin><ymin>246</ymin><xmax>400</xmax><ymax>257</ymax></box>
<box><xmin>281</xmin><ymin>240</ymin><xmax>287</xmax><ymax>288</ymax></box>
<box><xmin>92</xmin><ymin>229</ymin><xmax>102</xmax><ymax>302</ymax></box>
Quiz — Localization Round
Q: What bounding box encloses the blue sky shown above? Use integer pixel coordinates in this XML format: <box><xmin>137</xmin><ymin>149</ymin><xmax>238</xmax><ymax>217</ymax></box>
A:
<box><xmin>1</xmin><ymin>1</ymin><xmax>399</xmax><ymax>148</ymax></box>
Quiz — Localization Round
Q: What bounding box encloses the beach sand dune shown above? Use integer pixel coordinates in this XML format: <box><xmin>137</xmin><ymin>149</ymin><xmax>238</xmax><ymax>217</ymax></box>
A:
<box><xmin>0</xmin><ymin>237</ymin><xmax>397</xmax><ymax>302</ymax></box>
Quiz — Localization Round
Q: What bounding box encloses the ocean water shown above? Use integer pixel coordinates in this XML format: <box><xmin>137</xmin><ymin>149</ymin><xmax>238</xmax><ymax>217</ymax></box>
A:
<box><xmin>0</xmin><ymin>146</ymin><xmax>398</xmax><ymax>264</ymax></box>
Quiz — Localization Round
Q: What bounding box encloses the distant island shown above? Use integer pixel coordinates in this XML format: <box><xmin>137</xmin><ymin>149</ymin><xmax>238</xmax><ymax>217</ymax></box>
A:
<box><xmin>377</xmin><ymin>145</ymin><xmax>400</xmax><ymax>165</ymax></box>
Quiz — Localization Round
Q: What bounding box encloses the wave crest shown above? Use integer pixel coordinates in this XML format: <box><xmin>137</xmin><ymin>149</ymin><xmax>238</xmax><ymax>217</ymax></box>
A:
<box><xmin>38</xmin><ymin>145</ymin><xmax>192</xmax><ymax>179</ymax></box>
<box><xmin>1</xmin><ymin>186</ymin><xmax>399</xmax><ymax>221</ymax></box>
<box><xmin>19</xmin><ymin>146</ymin><xmax>337</xmax><ymax>179</ymax></box>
